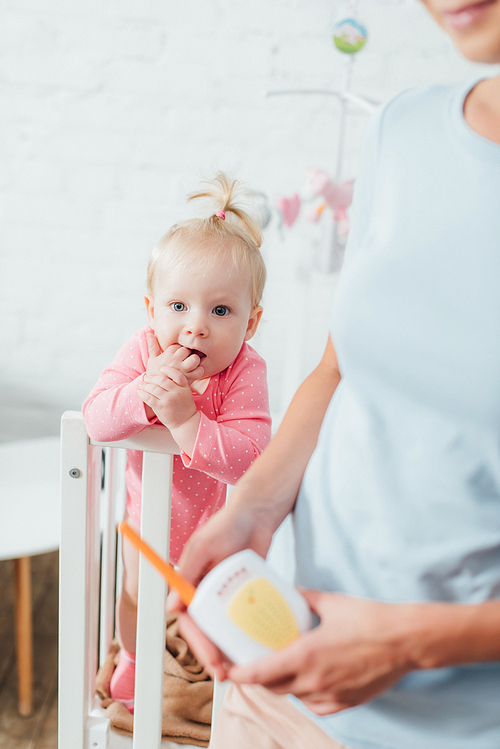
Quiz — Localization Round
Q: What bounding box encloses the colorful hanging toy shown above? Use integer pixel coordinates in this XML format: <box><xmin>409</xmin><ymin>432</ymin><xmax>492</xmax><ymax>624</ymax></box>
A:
<box><xmin>272</xmin><ymin>3</ymin><xmax>374</xmax><ymax>274</ymax></box>
<box><xmin>332</xmin><ymin>18</ymin><xmax>367</xmax><ymax>54</ymax></box>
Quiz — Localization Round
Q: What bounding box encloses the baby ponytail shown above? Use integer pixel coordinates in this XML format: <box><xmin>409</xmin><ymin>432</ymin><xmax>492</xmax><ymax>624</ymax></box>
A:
<box><xmin>148</xmin><ymin>172</ymin><xmax>267</xmax><ymax>308</ymax></box>
<box><xmin>187</xmin><ymin>172</ymin><xmax>263</xmax><ymax>249</ymax></box>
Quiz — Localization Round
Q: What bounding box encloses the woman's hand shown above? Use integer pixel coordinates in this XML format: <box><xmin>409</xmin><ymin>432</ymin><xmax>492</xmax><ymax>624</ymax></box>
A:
<box><xmin>226</xmin><ymin>591</ymin><xmax>414</xmax><ymax>715</ymax></box>
<box><xmin>175</xmin><ymin>500</ymin><xmax>276</xmax><ymax>592</ymax></box>
<box><xmin>170</xmin><ymin>499</ymin><xmax>278</xmax><ymax>679</ymax></box>
<box><xmin>176</xmin><ymin>585</ymin><xmax>500</xmax><ymax>707</ymax></box>
<box><xmin>176</xmin><ymin>611</ymin><xmax>231</xmax><ymax>682</ymax></box>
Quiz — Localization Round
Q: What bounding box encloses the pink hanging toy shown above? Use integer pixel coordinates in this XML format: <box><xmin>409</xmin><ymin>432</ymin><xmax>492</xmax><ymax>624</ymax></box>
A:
<box><xmin>276</xmin><ymin>193</ymin><xmax>301</xmax><ymax>228</ymax></box>
<box><xmin>303</xmin><ymin>169</ymin><xmax>354</xmax><ymax>235</ymax></box>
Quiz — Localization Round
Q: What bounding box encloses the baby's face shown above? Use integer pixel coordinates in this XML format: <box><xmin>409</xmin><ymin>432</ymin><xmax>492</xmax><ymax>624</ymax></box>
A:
<box><xmin>146</xmin><ymin>251</ymin><xmax>262</xmax><ymax>380</ymax></box>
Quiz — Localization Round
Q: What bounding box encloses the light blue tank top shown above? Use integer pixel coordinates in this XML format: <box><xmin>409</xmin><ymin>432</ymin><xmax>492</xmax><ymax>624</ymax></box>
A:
<box><xmin>293</xmin><ymin>80</ymin><xmax>500</xmax><ymax>749</ymax></box>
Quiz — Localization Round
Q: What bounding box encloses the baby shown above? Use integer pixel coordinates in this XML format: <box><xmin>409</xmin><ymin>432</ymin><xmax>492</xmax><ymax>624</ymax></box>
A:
<box><xmin>83</xmin><ymin>173</ymin><xmax>271</xmax><ymax>712</ymax></box>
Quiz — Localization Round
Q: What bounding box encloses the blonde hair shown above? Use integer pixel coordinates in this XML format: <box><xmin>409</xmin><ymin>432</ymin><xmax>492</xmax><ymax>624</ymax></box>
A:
<box><xmin>147</xmin><ymin>173</ymin><xmax>266</xmax><ymax>308</ymax></box>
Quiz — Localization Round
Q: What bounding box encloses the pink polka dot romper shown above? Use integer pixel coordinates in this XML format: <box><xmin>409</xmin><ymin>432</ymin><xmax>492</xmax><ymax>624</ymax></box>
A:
<box><xmin>82</xmin><ymin>327</ymin><xmax>271</xmax><ymax>564</ymax></box>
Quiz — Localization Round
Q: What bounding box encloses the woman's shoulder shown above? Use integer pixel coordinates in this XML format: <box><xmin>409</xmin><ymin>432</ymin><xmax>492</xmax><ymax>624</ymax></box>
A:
<box><xmin>361</xmin><ymin>79</ymin><xmax>476</xmax><ymax>165</ymax></box>
<box><xmin>374</xmin><ymin>79</ymin><xmax>474</xmax><ymax>133</ymax></box>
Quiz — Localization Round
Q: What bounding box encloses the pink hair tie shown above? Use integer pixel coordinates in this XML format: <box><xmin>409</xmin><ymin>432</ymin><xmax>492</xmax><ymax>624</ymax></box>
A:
<box><xmin>215</xmin><ymin>209</ymin><xmax>226</xmax><ymax>220</ymax></box>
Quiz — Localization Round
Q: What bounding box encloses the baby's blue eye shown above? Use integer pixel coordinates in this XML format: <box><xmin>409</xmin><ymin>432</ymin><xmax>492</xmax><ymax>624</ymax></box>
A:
<box><xmin>213</xmin><ymin>305</ymin><xmax>230</xmax><ymax>317</ymax></box>
<box><xmin>171</xmin><ymin>302</ymin><xmax>186</xmax><ymax>312</ymax></box>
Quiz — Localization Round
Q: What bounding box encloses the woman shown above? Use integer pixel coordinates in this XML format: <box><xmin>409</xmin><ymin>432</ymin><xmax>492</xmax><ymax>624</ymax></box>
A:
<box><xmin>173</xmin><ymin>1</ymin><xmax>500</xmax><ymax>747</ymax></box>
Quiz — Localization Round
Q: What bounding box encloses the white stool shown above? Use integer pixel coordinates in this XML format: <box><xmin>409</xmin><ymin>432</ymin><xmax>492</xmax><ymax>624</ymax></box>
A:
<box><xmin>0</xmin><ymin>436</ymin><xmax>60</xmax><ymax>715</ymax></box>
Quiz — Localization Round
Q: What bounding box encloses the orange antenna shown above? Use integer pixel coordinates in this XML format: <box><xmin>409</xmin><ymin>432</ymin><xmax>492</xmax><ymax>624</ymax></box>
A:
<box><xmin>119</xmin><ymin>521</ymin><xmax>196</xmax><ymax>606</ymax></box>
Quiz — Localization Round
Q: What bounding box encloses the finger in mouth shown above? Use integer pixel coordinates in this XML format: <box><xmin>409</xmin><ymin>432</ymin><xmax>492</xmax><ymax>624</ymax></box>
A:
<box><xmin>189</xmin><ymin>348</ymin><xmax>206</xmax><ymax>360</ymax></box>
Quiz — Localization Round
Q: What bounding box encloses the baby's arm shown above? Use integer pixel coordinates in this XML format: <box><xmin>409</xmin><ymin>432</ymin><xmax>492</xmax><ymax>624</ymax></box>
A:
<box><xmin>136</xmin><ymin>344</ymin><xmax>271</xmax><ymax>473</ymax></box>
<box><xmin>83</xmin><ymin>329</ymin><xmax>205</xmax><ymax>442</ymax></box>
<box><xmin>82</xmin><ymin>329</ymin><xmax>156</xmax><ymax>442</ymax></box>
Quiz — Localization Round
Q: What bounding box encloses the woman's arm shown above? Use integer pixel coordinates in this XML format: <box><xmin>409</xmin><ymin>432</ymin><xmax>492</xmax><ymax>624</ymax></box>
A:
<box><xmin>404</xmin><ymin>597</ymin><xmax>500</xmax><ymax>669</ymax></box>
<box><xmin>227</xmin><ymin>333</ymin><xmax>341</xmax><ymax>527</ymax></box>
<box><xmin>226</xmin><ymin>592</ymin><xmax>500</xmax><ymax>715</ymax></box>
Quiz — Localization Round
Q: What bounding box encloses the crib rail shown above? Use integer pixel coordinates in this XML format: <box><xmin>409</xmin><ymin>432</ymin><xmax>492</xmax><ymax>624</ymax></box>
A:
<box><xmin>59</xmin><ymin>410</ymin><xmax>181</xmax><ymax>749</ymax></box>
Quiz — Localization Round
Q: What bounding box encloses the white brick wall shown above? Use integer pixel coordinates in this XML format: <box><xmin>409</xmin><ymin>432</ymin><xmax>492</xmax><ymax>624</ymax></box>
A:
<box><xmin>0</xmin><ymin>0</ymin><xmax>495</xmax><ymax>440</ymax></box>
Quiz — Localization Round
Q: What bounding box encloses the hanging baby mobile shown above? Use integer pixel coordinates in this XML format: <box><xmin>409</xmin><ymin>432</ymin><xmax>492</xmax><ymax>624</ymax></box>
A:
<box><xmin>270</xmin><ymin>2</ymin><xmax>377</xmax><ymax>274</ymax></box>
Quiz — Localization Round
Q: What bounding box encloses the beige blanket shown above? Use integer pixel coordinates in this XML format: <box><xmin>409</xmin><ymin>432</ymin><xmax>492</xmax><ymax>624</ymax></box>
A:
<box><xmin>95</xmin><ymin>613</ymin><xmax>213</xmax><ymax>747</ymax></box>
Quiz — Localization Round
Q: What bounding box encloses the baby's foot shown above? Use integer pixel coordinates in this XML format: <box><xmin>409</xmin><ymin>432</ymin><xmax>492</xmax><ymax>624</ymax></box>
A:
<box><xmin>110</xmin><ymin>649</ymin><xmax>136</xmax><ymax>714</ymax></box>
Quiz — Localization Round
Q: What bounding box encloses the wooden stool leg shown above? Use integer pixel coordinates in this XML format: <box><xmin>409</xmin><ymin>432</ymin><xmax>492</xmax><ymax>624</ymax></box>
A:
<box><xmin>14</xmin><ymin>556</ymin><xmax>33</xmax><ymax>716</ymax></box>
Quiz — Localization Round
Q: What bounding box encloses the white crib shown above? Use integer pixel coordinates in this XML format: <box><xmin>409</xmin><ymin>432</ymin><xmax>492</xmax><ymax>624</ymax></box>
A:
<box><xmin>59</xmin><ymin>410</ymin><xmax>225</xmax><ymax>749</ymax></box>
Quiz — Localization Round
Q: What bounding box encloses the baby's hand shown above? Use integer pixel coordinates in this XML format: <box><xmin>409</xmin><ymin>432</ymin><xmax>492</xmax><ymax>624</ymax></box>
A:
<box><xmin>138</xmin><ymin>366</ymin><xmax>199</xmax><ymax>432</ymax></box>
<box><xmin>145</xmin><ymin>333</ymin><xmax>205</xmax><ymax>385</ymax></box>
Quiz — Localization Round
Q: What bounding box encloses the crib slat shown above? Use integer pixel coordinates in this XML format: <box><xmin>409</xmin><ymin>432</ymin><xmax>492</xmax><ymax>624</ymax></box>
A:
<box><xmin>113</xmin><ymin>449</ymin><xmax>128</xmax><ymax>621</ymax></box>
<box><xmin>133</xmin><ymin>450</ymin><xmax>173</xmax><ymax>749</ymax></box>
<box><xmin>99</xmin><ymin>447</ymin><xmax>118</xmax><ymax>667</ymax></box>
<box><xmin>87</xmin><ymin>444</ymin><xmax>103</xmax><ymax>710</ymax></box>
<box><xmin>59</xmin><ymin>412</ymin><xmax>94</xmax><ymax>748</ymax></box>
